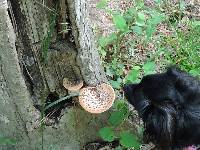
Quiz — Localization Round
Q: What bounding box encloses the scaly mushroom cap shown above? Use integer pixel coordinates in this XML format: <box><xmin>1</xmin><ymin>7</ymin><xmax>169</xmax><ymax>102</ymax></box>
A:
<box><xmin>63</xmin><ymin>78</ymin><xmax>83</xmax><ymax>91</ymax></box>
<box><xmin>79</xmin><ymin>83</ymin><xmax>115</xmax><ymax>113</ymax></box>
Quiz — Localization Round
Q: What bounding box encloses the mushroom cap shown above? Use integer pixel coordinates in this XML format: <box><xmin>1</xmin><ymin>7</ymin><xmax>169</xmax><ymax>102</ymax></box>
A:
<box><xmin>78</xmin><ymin>83</ymin><xmax>115</xmax><ymax>113</ymax></box>
<box><xmin>63</xmin><ymin>78</ymin><xmax>83</xmax><ymax>91</ymax></box>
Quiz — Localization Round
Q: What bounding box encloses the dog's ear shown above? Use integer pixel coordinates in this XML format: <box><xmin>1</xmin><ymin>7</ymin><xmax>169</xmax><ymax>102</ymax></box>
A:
<box><xmin>167</xmin><ymin>67</ymin><xmax>200</xmax><ymax>93</ymax></box>
<box><xmin>166</xmin><ymin>66</ymin><xmax>183</xmax><ymax>79</ymax></box>
<box><xmin>166</xmin><ymin>66</ymin><xmax>192</xmax><ymax>81</ymax></box>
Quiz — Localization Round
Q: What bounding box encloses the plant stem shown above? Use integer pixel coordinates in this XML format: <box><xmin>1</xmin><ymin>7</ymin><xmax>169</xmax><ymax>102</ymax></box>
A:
<box><xmin>44</xmin><ymin>93</ymin><xmax>79</xmax><ymax>110</ymax></box>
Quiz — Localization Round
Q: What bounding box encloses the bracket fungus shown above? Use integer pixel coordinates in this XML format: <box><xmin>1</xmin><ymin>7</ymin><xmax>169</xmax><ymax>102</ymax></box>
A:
<box><xmin>63</xmin><ymin>78</ymin><xmax>83</xmax><ymax>91</ymax></box>
<box><xmin>78</xmin><ymin>83</ymin><xmax>115</xmax><ymax>113</ymax></box>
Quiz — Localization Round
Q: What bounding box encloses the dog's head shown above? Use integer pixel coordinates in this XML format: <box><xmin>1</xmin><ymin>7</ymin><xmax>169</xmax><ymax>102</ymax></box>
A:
<box><xmin>123</xmin><ymin>67</ymin><xmax>200</xmax><ymax>148</ymax></box>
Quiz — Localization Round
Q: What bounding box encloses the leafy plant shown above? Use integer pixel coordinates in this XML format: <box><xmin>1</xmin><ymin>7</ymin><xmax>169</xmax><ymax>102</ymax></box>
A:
<box><xmin>96</xmin><ymin>0</ymin><xmax>200</xmax><ymax>149</ymax></box>
<box><xmin>99</xmin><ymin>127</ymin><xmax>115</xmax><ymax>142</ymax></box>
<box><xmin>113</xmin><ymin>14</ymin><xmax>129</xmax><ymax>32</ymax></box>
<box><xmin>97</xmin><ymin>0</ymin><xmax>166</xmax><ymax>91</ymax></box>
<box><xmin>98</xmin><ymin>101</ymin><xmax>141</xmax><ymax>149</ymax></box>
<box><xmin>120</xmin><ymin>131</ymin><xmax>140</xmax><ymax>149</ymax></box>
<box><xmin>125</xmin><ymin>66</ymin><xmax>141</xmax><ymax>84</ymax></box>
<box><xmin>125</xmin><ymin>61</ymin><xmax>156</xmax><ymax>84</ymax></box>
<box><xmin>162</xmin><ymin>22</ymin><xmax>200</xmax><ymax>76</ymax></box>
<box><xmin>108</xmin><ymin>101</ymin><xmax>129</xmax><ymax>126</ymax></box>
<box><xmin>143</xmin><ymin>61</ymin><xmax>156</xmax><ymax>75</ymax></box>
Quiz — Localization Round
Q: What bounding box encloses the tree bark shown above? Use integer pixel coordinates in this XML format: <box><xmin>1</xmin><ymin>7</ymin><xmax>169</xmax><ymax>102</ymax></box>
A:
<box><xmin>0</xmin><ymin>1</ymin><xmax>33</xmax><ymax>149</ymax></box>
<box><xmin>67</xmin><ymin>0</ymin><xmax>107</xmax><ymax>85</ymax></box>
<box><xmin>0</xmin><ymin>0</ymin><xmax>108</xmax><ymax>149</ymax></box>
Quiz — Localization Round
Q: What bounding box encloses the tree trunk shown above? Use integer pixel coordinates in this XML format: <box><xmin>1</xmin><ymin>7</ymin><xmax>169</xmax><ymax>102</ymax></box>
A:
<box><xmin>0</xmin><ymin>0</ymin><xmax>108</xmax><ymax>149</ymax></box>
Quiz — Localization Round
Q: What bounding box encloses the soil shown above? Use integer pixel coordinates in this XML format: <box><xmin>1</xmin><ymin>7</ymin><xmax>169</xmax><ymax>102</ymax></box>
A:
<box><xmin>87</xmin><ymin>0</ymin><xmax>200</xmax><ymax>67</ymax></box>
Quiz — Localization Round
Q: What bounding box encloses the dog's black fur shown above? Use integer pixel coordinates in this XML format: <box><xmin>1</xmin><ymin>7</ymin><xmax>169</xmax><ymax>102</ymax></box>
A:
<box><xmin>123</xmin><ymin>67</ymin><xmax>200</xmax><ymax>150</ymax></box>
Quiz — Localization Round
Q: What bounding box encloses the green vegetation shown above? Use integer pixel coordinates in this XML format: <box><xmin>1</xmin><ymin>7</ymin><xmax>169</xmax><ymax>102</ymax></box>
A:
<box><xmin>42</xmin><ymin>12</ymin><xmax>57</xmax><ymax>63</ymax></box>
<box><xmin>96</xmin><ymin>0</ymin><xmax>200</xmax><ymax>149</ymax></box>
<box><xmin>162</xmin><ymin>22</ymin><xmax>200</xmax><ymax>75</ymax></box>
<box><xmin>0</xmin><ymin>136</ymin><xmax>16</xmax><ymax>145</ymax></box>
<box><xmin>37</xmin><ymin>0</ymin><xmax>199</xmax><ymax>149</ymax></box>
<box><xmin>99</xmin><ymin>101</ymin><xmax>141</xmax><ymax>149</ymax></box>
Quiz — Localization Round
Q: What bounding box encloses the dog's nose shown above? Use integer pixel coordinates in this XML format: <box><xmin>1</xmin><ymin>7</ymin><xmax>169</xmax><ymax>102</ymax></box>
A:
<box><xmin>123</xmin><ymin>84</ymin><xmax>130</xmax><ymax>93</ymax></box>
<box><xmin>123</xmin><ymin>84</ymin><xmax>137</xmax><ymax>100</ymax></box>
<box><xmin>123</xmin><ymin>84</ymin><xmax>137</xmax><ymax>92</ymax></box>
<box><xmin>123</xmin><ymin>84</ymin><xmax>132</xmax><ymax>94</ymax></box>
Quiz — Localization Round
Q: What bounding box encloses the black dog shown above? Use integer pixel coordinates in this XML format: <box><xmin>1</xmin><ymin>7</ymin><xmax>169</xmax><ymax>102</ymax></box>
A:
<box><xmin>123</xmin><ymin>67</ymin><xmax>200</xmax><ymax>150</ymax></box>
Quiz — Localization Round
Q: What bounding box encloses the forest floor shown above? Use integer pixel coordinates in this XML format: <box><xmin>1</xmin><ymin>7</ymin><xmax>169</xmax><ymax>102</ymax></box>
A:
<box><xmin>86</xmin><ymin>0</ymin><xmax>200</xmax><ymax>149</ymax></box>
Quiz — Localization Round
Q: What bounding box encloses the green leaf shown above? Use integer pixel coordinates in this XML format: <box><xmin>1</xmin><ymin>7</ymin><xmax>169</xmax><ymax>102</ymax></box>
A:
<box><xmin>109</xmin><ymin>101</ymin><xmax>129</xmax><ymax>126</ymax></box>
<box><xmin>125</xmin><ymin>7</ymin><xmax>137</xmax><ymax>18</ymax></box>
<box><xmin>142</xmin><ymin>61</ymin><xmax>156</xmax><ymax>75</ymax></box>
<box><xmin>191</xmin><ymin>20</ymin><xmax>200</xmax><ymax>27</ymax></box>
<box><xmin>110</xmin><ymin>80</ymin><xmax>121</xmax><ymax>89</ymax></box>
<box><xmin>132</xmin><ymin>26</ymin><xmax>143</xmax><ymax>35</ymax></box>
<box><xmin>136</xmin><ymin>12</ymin><xmax>146</xmax><ymax>26</ymax></box>
<box><xmin>146</xmin><ymin>25</ymin><xmax>156</xmax><ymax>39</ymax></box>
<box><xmin>124</xmin><ymin>7</ymin><xmax>137</xmax><ymax>24</ymax></box>
<box><xmin>106</xmin><ymin>67</ymin><xmax>115</xmax><ymax>78</ymax></box>
<box><xmin>136</xmin><ymin>20</ymin><xmax>145</xmax><ymax>26</ymax></box>
<box><xmin>149</xmin><ymin>14</ymin><xmax>165</xmax><ymax>25</ymax></box>
<box><xmin>135</xmin><ymin>0</ymin><xmax>145</xmax><ymax>9</ymax></box>
<box><xmin>113</xmin><ymin>100</ymin><xmax>128</xmax><ymax>110</ymax></box>
<box><xmin>154</xmin><ymin>0</ymin><xmax>161</xmax><ymax>4</ymax></box>
<box><xmin>116</xmin><ymin>101</ymin><xmax>128</xmax><ymax>110</ymax></box>
<box><xmin>109</xmin><ymin>111</ymin><xmax>126</xmax><ymax>126</ymax></box>
<box><xmin>99</xmin><ymin>127</ymin><xmax>115</xmax><ymax>142</ymax></box>
<box><xmin>118</xmin><ymin>63</ymin><xmax>125</xmax><ymax>69</ymax></box>
<box><xmin>98</xmin><ymin>33</ymin><xmax>117</xmax><ymax>48</ymax></box>
<box><xmin>108</xmin><ymin>110</ymin><xmax>128</xmax><ymax>126</ymax></box>
<box><xmin>189</xmin><ymin>69</ymin><xmax>199</xmax><ymax>76</ymax></box>
<box><xmin>125</xmin><ymin>66</ymin><xmax>140</xmax><ymax>83</ymax></box>
<box><xmin>138</xmin><ymin>12</ymin><xmax>145</xmax><ymax>21</ymax></box>
<box><xmin>179</xmin><ymin>0</ymin><xmax>186</xmax><ymax>11</ymax></box>
<box><xmin>117</xmin><ymin>77</ymin><xmax>123</xmax><ymax>84</ymax></box>
<box><xmin>0</xmin><ymin>137</ymin><xmax>16</xmax><ymax>145</ymax></box>
<box><xmin>96</xmin><ymin>0</ymin><xmax>109</xmax><ymax>9</ymax></box>
<box><xmin>99</xmin><ymin>36</ymin><xmax>108</xmax><ymax>47</ymax></box>
<box><xmin>126</xmin><ymin>7</ymin><xmax>136</xmax><ymax>16</ymax></box>
<box><xmin>113</xmin><ymin>15</ymin><xmax>128</xmax><ymax>31</ymax></box>
<box><xmin>99</xmin><ymin>48</ymin><xmax>107</xmax><ymax>57</ymax></box>
<box><xmin>108</xmin><ymin>33</ymin><xmax>118</xmax><ymax>43</ymax></box>
<box><xmin>120</xmin><ymin>131</ymin><xmax>140</xmax><ymax>149</ymax></box>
